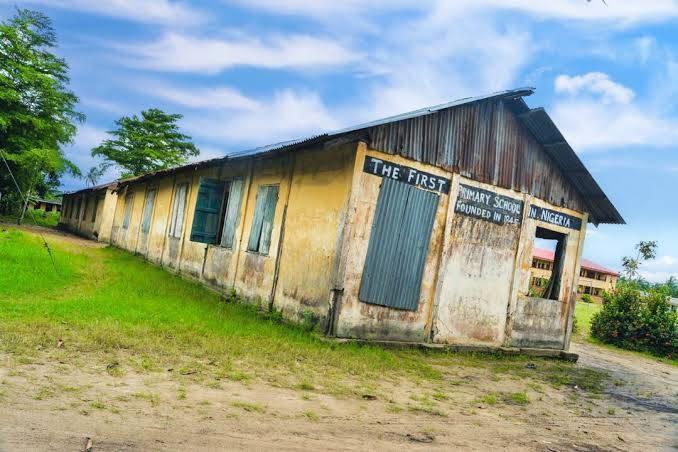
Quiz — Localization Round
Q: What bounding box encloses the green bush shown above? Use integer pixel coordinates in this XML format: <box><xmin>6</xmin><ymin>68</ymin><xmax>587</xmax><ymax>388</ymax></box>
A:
<box><xmin>590</xmin><ymin>285</ymin><xmax>677</xmax><ymax>358</ymax></box>
<box><xmin>580</xmin><ymin>294</ymin><xmax>593</xmax><ymax>304</ymax></box>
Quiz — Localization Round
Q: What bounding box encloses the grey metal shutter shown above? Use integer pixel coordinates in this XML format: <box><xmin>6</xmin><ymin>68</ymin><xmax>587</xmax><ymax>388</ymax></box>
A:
<box><xmin>359</xmin><ymin>178</ymin><xmax>439</xmax><ymax>311</ymax></box>
<box><xmin>220</xmin><ymin>179</ymin><xmax>244</xmax><ymax>248</ymax></box>
<box><xmin>140</xmin><ymin>188</ymin><xmax>156</xmax><ymax>233</ymax></box>
<box><xmin>247</xmin><ymin>185</ymin><xmax>279</xmax><ymax>254</ymax></box>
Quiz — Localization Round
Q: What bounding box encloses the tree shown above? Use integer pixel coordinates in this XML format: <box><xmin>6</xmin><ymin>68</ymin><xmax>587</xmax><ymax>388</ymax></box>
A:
<box><xmin>621</xmin><ymin>240</ymin><xmax>657</xmax><ymax>281</ymax></box>
<box><xmin>84</xmin><ymin>166</ymin><xmax>104</xmax><ymax>187</ymax></box>
<box><xmin>91</xmin><ymin>109</ymin><xmax>199</xmax><ymax>178</ymax></box>
<box><xmin>0</xmin><ymin>9</ymin><xmax>83</xmax><ymax>215</ymax></box>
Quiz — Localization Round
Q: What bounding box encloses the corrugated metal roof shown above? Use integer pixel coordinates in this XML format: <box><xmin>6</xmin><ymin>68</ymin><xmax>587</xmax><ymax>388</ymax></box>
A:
<box><xmin>64</xmin><ymin>181</ymin><xmax>118</xmax><ymax>196</ymax></box>
<box><xmin>106</xmin><ymin>87</ymin><xmax>622</xmax><ymax>224</ymax></box>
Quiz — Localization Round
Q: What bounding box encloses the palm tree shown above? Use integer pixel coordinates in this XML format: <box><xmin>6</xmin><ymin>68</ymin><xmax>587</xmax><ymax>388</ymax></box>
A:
<box><xmin>84</xmin><ymin>166</ymin><xmax>104</xmax><ymax>187</ymax></box>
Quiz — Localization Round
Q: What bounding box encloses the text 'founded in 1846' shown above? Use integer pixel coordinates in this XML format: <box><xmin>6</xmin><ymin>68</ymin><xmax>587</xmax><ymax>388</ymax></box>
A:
<box><xmin>454</xmin><ymin>184</ymin><xmax>523</xmax><ymax>225</ymax></box>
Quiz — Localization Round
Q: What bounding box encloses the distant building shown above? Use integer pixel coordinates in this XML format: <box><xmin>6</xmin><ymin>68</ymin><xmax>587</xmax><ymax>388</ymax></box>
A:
<box><xmin>29</xmin><ymin>198</ymin><xmax>61</xmax><ymax>213</ymax></box>
<box><xmin>530</xmin><ymin>248</ymin><xmax>618</xmax><ymax>302</ymax></box>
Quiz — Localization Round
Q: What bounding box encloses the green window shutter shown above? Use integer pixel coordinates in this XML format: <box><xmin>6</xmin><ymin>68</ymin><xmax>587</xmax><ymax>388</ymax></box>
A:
<box><xmin>190</xmin><ymin>178</ymin><xmax>225</xmax><ymax>244</ymax></box>
<box><xmin>220</xmin><ymin>178</ymin><xmax>244</xmax><ymax>248</ymax></box>
<box><xmin>259</xmin><ymin>185</ymin><xmax>279</xmax><ymax>255</ymax></box>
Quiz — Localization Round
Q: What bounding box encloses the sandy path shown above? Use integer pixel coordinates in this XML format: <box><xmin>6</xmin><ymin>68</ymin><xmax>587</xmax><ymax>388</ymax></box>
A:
<box><xmin>0</xmin><ymin>342</ymin><xmax>676</xmax><ymax>451</ymax></box>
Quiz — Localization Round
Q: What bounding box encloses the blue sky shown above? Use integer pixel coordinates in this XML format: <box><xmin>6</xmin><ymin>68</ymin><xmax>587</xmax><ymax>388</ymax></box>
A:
<box><xmin>2</xmin><ymin>0</ymin><xmax>678</xmax><ymax>281</ymax></box>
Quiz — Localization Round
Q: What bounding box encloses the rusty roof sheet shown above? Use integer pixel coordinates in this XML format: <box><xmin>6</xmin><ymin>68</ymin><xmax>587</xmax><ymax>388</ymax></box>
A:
<box><xmin>104</xmin><ymin>87</ymin><xmax>622</xmax><ymax>224</ymax></box>
<box><xmin>64</xmin><ymin>181</ymin><xmax>118</xmax><ymax>196</ymax></box>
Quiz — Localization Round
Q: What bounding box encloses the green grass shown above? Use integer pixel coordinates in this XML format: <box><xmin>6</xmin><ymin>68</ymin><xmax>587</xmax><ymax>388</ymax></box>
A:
<box><xmin>1</xmin><ymin>210</ymin><xmax>61</xmax><ymax>228</ymax></box>
<box><xmin>573</xmin><ymin>302</ymin><xmax>601</xmax><ymax>340</ymax></box>
<box><xmin>0</xmin><ymin>228</ymin><xmax>611</xmax><ymax>395</ymax></box>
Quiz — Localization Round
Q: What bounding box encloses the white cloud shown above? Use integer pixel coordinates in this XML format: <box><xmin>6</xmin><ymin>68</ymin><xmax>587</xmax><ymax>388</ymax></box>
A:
<box><xmin>120</xmin><ymin>32</ymin><xmax>359</xmax><ymax>73</ymax></box>
<box><xmin>230</xmin><ymin>0</ymin><xmax>678</xmax><ymax>24</ymax></box>
<box><xmin>181</xmin><ymin>89</ymin><xmax>339</xmax><ymax>145</ymax></box>
<box><xmin>551</xmin><ymin>72</ymin><xmax>678</xmax><ymax>151</ymax></box>
<box><xmin>555</xmin><ymin>72</ymin><xmax>635</xmax><ymax>104</ymax></box>
<box><xmin>351</xmin><ymin>5</ymin><xmax>535</xmax><ymax>119</ymax></box>
<box><xmin>639</xmin><ymin>255</ymin><xmax>678</xmax><ymax>283</ymax></box>
<box><xmin>4</xmin><ymin>0</ymin><xmax>204</xmax><ymax>25</ymax></box>
<box><xmin>634</xmin><ymin>36</ymin><xmax>656</xmax><ymax>64</ymax></box>
<box><xmin>144</xmin><ymin>83</ymin><xmax>261</xmax><ymax>111</ymax></box>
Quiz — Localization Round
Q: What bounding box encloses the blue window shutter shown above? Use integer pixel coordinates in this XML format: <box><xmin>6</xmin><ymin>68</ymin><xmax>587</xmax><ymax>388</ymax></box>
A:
<box><xmin>190</xmin><ymin>178</ymin><xmax>225</xmax><ymax>244</ymax></box>
<box><xmin>220</xmin><ymin>179</ymin><xmax>244</xmax><ymax>248</ymax></box>
<box><xmin>359</xmin><ymin>178</ymin><xmax>438</xmax><ymax>311</ymax></box>
<box><xmin>259</xmin><ymin>185</ymin><xmax>279</xmax><ymax>255</ymax></box>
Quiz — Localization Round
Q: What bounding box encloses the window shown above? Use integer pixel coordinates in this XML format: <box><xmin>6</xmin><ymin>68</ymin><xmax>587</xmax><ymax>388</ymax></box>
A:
<box><xmin>247</xmin><ymin>185</ymin><xmax>279</xmax><ymax>254</ymax></box>
<box><xmin>91</xmin><ymin>197</ymin><xmax>98</xmax><ymax>222</ymax></box>
<box><xmin>531</xmin><ymin>227</ymin><xmax>567</xmax><ymax>300</ymax></box>
<box><xmin>220</xmin><ymin>179</ymin><xmax>244</xmax><ymax>248</ymax></box>
<box><xmin>169</xmin><ymin>183</ymin><xmax>188</xmax><ymax>238</ymax></box>
<box><xmin>122</xmin><ymin>193</ymin><xmax>134</xmax><ymax>229</ymax></box>
<box><xmin>189</xmin><ymin>178</ymin><xmax>225</xmax><ymax>244</ymax></box>
<box><xmin>141</xmin><ymin>188</ymin><xmax>156</xmax><ymax>233</ymax></box>
<box><xmin>359</xmin><ymin>178</ymin><xmax>439</xmax><ymax>311</ymax></box>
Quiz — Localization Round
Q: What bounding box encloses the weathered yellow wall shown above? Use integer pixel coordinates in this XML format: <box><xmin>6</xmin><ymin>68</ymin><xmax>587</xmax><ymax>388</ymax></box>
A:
<box><xmin>334</xmin><ymin>143</ymin><xmax>450</xmax><ymax>342</ymax></box>
<box><xmin>103</xmin><ymin>144</ymin><xmax>357</xmax><ymax>325</ymax></box>
<box><xmin>432</xmin><ymin>176</ymin><xmax>524</xmax><ymax>347</ymax></box>
<box><xmin>506</xmin><ymin>197</ymin><xmax>586</xmax><ymax>349</ymax></box>
<box><xmin>201</xmin><ymin>159</ymin><xmax>251</xmax><ymax>290</ymax></box>
<box><xmin>332</xmin><ymin>143</ymin><xmax>587</xmax><ymax>349</ymax></box>
<box><xmin>232</xmin><ymin>154</ymin><xmax>291</xmax><ymax>304</ymax></box>
<box><xmin>60</xmin><ymin>189</ymin><xmax>117</xmax><ymax>243</ymax></box>
<box><xmin>272</xmin><ymin>144</ymin><xmax>357</xmax><ymax>322</ymax></box>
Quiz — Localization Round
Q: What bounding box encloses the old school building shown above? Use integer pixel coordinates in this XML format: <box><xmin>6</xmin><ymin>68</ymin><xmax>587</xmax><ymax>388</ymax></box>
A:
<box><xmin>60</xmin><ymin>88</ymin><xmax>623</xmax><ymax>353</ymax></box>
<box><xmin>530</xmin><ymin>248</ymin><xmax>619</xmax><ymax>302</ymax></box>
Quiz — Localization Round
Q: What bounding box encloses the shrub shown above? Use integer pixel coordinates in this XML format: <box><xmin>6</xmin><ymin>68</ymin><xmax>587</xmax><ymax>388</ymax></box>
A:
<box><xmin>590</xmin><ymin>285</ymin><xmax>677</xmax><ymax>358</ymax></box>
<box><xmin>581</xmin><ymin>294</ymin><xmax>593</xmax><ymax>304</ymax></box>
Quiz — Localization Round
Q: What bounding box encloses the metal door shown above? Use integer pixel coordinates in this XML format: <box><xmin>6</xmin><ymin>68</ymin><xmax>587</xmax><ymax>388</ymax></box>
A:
<box><xmin>359</xmin><ymin>178</ymin><xmax>439</xmax><ymax>311</ymax></box>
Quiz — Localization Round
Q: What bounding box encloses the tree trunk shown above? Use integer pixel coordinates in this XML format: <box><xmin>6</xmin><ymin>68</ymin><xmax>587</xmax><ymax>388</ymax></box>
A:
<box><xmin>18</xmin><ymin>189</ymin><xmax>31</xmax><ymax>225</ymax></box>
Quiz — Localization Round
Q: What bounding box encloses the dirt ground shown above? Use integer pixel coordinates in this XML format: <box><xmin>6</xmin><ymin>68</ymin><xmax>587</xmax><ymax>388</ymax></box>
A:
<box><xmin>1</xmin><ymin>225</ymin><xmax>676</xmax><ymax>451</ymax></box>
<box><xmin>0</xmin><ymin>342</ymin><xmax>674</xmax><ymax>451</ymax></box>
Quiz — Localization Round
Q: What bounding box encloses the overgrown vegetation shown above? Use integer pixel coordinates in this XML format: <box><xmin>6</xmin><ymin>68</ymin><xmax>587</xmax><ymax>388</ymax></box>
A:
<box><xmin>0</xmin><ymin>228</ymin><xmax>608</xmax><ymax>399</ymax></box>
<box><xmin>591</xmin><ymin>284</ymin><xmax>677</xmax><ymax>359</ymax></box>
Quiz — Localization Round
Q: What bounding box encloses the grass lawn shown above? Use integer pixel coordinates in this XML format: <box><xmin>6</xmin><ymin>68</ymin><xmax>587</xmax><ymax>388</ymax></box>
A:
<box><xmin>573</xmin><ymin>301</ymin><xmax>601</xmax><ymax>340</ymax></box>
<box><xmin>0</xmin><ymin>210</ymin><xmax>61</xmax><ymax>228</ymax></box>
<box><xmin>0</xmin><ymin>227</ymin><xmax>608</xmax><ymax>397</ymax></box>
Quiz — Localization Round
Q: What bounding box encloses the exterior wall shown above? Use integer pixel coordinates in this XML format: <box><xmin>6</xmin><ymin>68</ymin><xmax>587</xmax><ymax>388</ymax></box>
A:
<box><xmin>272</xmin><ymin>144</ymin><xmax>356</xmax><ymax>323</ymax></box>
<box><xmin>505</xmin><ymin>199</ymin><xmax>586</xmax><ymax>349</ymax></box>
<box><xmin>333</xmin><ymin>143</ymin><xmax>587</xmax><ymax>350</ymax></box>
<box><xmin>59</xmin><ymin>189</ymin><xmax>117</xmax><ymax>242</ymax></box>
<box><xmin>432</xmin><ymin>176</ymin><xmax>524</xmax><ymax>346</ymax></box>
<box><xmin>334</xmin><ymin>143</ymin><xmax>450</xmax><ymax>342</ymax></box>
<box><xmin>105</xmin><ymin>143</ymin><xmax>357</xmax><ymax>326</ymax></box>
